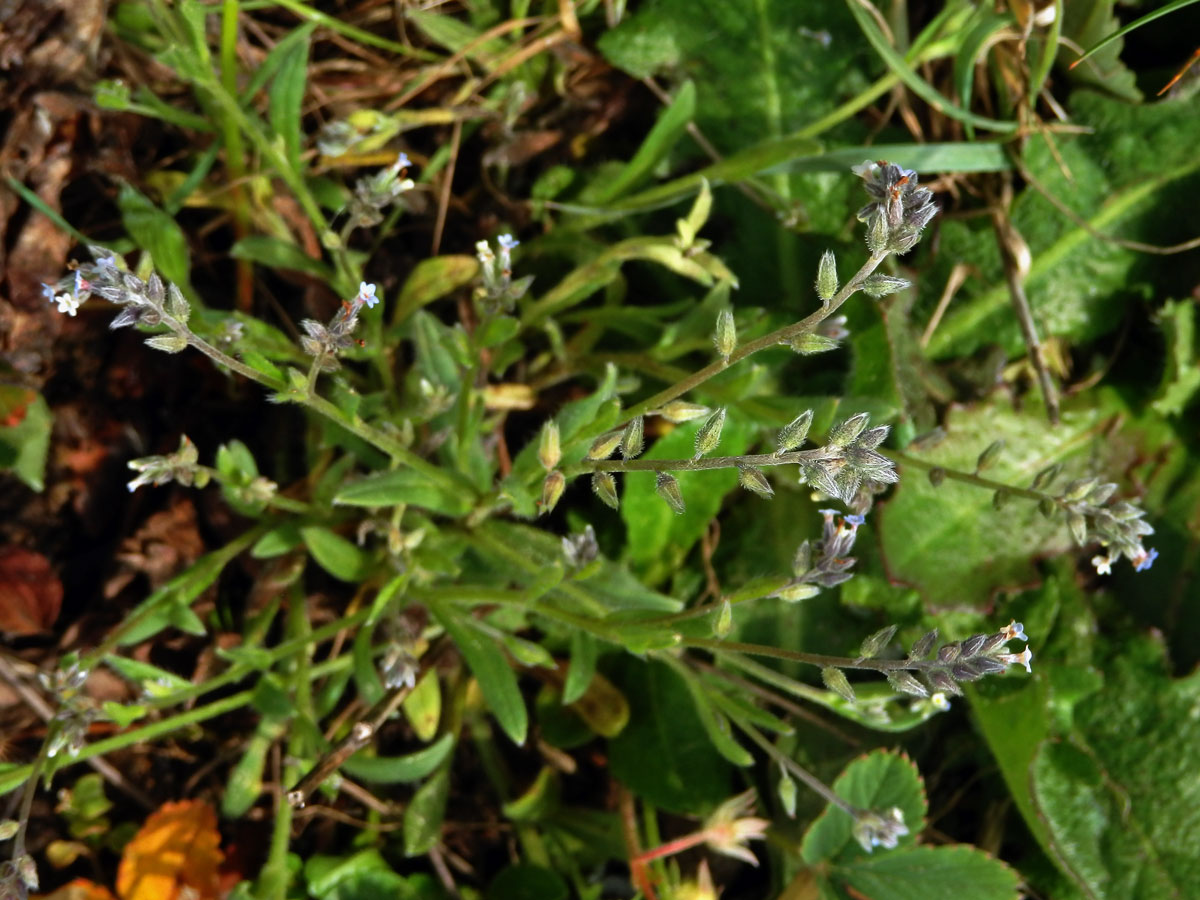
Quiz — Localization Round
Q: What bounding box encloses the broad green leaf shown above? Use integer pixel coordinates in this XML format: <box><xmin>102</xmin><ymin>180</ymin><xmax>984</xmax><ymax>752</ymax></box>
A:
<box><xmin>1058</xmin><ymin>0</ymin><xmax>1142</xmax><ymax>101</ymax></box>
<box><xmin>0</xmin><ymin>388</ymin><xmax>51</xmax><ymax>492</ymax></box>
<box><xmin>622</xmin><ymin>415</ymin><xmax>754</xmax><ymax>585</ymax></box>
<box><xmin>801</xmin><ymin>750</ymin><xmax>926</xmax><ymax>865</ymax></box>
<box><xmin>301</xmin><ymin>526</ymin><xmax>371</xmax><ymax>582</ymax></box>
<box><xmin>341</xmin><ymin>733</ymin><xmax>455</xmax><ymax>784</ymax></box>
<box><xmin>1152</xmin><ymin>299</ymin><xmax>1200</xmax><ymax>417</ymax></box>
<box><xmin>607</xmin><ymin>658</ymin><xmax>734</xmax><ymax>815</ymax></box>
<box><xmin>832</xmin><ymin>845</ymin><xmax>1020</xmax><ymax>900</ymax></box>
<box><xmin>116</xmin><ymin>182</ymin><xmax>194</xmax><ymax>298</ymax></box>
<box><xmin>428</xmin><ymin>599</ymin><xmax>527</xmax><ymax>745</ymax></box>
<box><xmin>879</xmin><ymin>396</ymin><xmax>1104</xmax><ymax>609</ymax></box>
<box><xmin>333</xmin><ymin>469</ymin><xmax>472</xmax><ymax>516</ymax></box>
<box><xmin>231</xmin><ymin>235</ymin><xmax>332</xmax><ymax>281</ymax></box>
<box><xmin>1030</xmin><ymin>636</ymin><xmax>1200</xmax><ymax>898</ymax></box>
<box><xmin>926</xmin><ymin>92</ymin><xmax>1200</xmax><ymax>360</ymax></box>
<box><xmin>251</xmin><ymin>522</ymin><xmax>302</xmax><ymax>558</ymax></box>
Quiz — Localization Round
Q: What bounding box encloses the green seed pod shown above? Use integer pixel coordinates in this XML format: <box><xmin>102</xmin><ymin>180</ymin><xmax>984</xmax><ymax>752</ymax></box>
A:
<box><xmin>776</xmin><ymin>409</ymin><xmax>813</xmax><ymax>454</ymax></box>
<box><xmin>789</xmin><ymin>333</ymin><xmax>839</xmax><ymax>355</ymax></box>
<box><xmin>828</xmin><ymin>412</ymin><xmax>870</xmax><ymax>448</ymax></box>
<box><xmin>693</xmin><ymin>407</ymin><xmax>726</xmax><ymax>458</ymax></box>
<box><xmin>774</xmin><ymin>582</ymin><xmax>820</xmax><ymax>603</ymax></box>
<box><xmin>619</xmin><ymin>416</ymin><xmax>645</xmax><ymax>460</ymax></box>
<box><xmin>992</xmin><ymin>489</ymin><xmax>1011</xmax><ymax>510</ymax></box>
<box><xmin>975</xmin><ymin>439</ymin><xmax>1005</xmax><ymax>472</ymax></box>
<box><xmin>714</xmin><ymin>599</ymin><xmax>733</xmax><ymax>637</ymax></box>
<box><xmin>655</xmin><ymin>472</ymin><xmax>686</xmax><ymax>514</ymax></box>
<box><xmin>816</xmin><ymin>249</ymin><xmax>838</xmax><ymax>302</ymax></box>
<box><xmin>861</xmin><ymin>273</ymin><xmax>911</xmax><ymax>298</ymax></box>
<box><xmin>592</xmin><ymin>472</ymin><xmax>619</xmax><ymax>510</ymax></box>
<box><xmin>1030</xmin><ymin>463</ymin><xmax>1062</xmax><ymax>490</ymax></box>
<box><xmin>540</xmin><ymin>470</ymin><xmax>565</xmax><ymax>515</ymax></box>
<box><xmin>1067</xmin><ymin>511</ymin><xmax>1088</xmax><ymax>545</ymax></box>
<box><xmin>1063</xmin><ymin>477</ymin><xmax>1099</xmax><ymax>502</ymax></box>
<box><xmin>792</xmin><ymin>540</ymin><xmax>812</xmax><ymax>577</ymax></box>
<box><xmin>587</xmin><ymin>431</ymin><xmax>622</xmax><ymax>461</ymax></box>
<box><xmin>928</xmin><ymin>467</ymin><xmax>945</xmax><ymax>487</ymax></box>
<box><xmin>821</xmin><ymin>666</ymin><xmax>856</xmax><ymax>703</ymax></box>
<box><xmin>714</xmin><ymin>308</ymin><xmax>736</xmax><ymax>361</ymax></box>
<box><xmin>1038</xmin><ymin>497</ymin><xmax>1057</xmax><ymax>519</ymax></box>
<box><xmin>738</xmin><ymin>466</ymin><xmax>774</xmax><ymax>498</ymax></box>
<box><xmin>858</xmin><ymin>625</ymin><xmax>898</xmax><ymax>660</ymax></box>
<box><xmin>538</xmin><ymin>420</ymin><xmax>561</xmax><ymax>471</ymax></box>
<box><xmin>886</xmin><ymin>670</ymin><xmax>928</xmax><ymax>698</ymax></box>
<box><xmin>656</xmin><ymin>400</ymin><xmax>710</xmax><ymax>423</ymax></box>
<box><xmin>778</xmin><ymin>768</ymin><xmax>798</xmax><ymax>818</ymax></box>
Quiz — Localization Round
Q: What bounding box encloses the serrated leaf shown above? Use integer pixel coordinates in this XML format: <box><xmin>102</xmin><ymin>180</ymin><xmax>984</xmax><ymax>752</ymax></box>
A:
<box><xmin>801</xmin><ymin>750</ymin><xmax>926</xmax><ymax>865</ymax></box>
<box><xmin>833</xmin><ymin>845</ymin><xmax>1020</xmax><ymax>900</ymax></box>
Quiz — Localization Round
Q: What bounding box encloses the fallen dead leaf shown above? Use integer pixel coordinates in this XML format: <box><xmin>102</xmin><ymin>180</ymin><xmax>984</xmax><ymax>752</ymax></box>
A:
<box><xmin>0</xmin><ymin>545</ymin><xmax>63</xmax><ymax>634</ymax></box>
<box><xmin>116</xmin><ymin>800</ymin><xmax>223</xmax><ymax>900</ymax></box>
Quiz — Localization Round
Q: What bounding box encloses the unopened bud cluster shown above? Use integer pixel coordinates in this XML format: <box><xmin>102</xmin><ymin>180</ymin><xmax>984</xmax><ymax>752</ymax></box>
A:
<box><xmin>851</xmin><ymin>160</ymin><xmax>939</xmax><ymax>255</ymax></box>
<box><xmin>476</xmin><ymin>234</ymin><xmax>533</xmax><ymax>311</ymax></box>
<box><xmin>796</xmin><ymin>412</ymin><xmax>897</xmax><ymax>505</ymax></box>
<box><xmin>300</xmin><ymin>281</ymin><xmax>379</xmax><ymax>372</ymax></box>
<box><xmin>347</xmin><ymin>152</ymin><xmax>415</xmax><ymax>228</ymax></box>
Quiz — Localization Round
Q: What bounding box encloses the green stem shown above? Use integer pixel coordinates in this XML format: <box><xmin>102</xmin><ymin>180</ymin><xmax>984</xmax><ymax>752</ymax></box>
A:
<box><xmin>611</xmin><ymin>250</ymin><xmax>889</xmax><ymax>430</ymax></box>
<box><xmin>738</xmin><ymin>721</ymin><xmax>858</xmax><ymax>816</ymax></box>
<box><xmin>884</xmin><ymin>449</ymin><xmax>1055</xmax><ymax>504</ymax></box>
<box><xmin>684</xmin><ymin>636</ymin><xmax>937</xmax><ymax>673</ymax></box>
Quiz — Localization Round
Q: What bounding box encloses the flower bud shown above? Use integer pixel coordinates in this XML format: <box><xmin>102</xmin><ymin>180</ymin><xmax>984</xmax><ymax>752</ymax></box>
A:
<box><xmin>886</xmin><ymin>670</ymin><xmax>928</xmax><ymax>698</ymax></box>
<box><xmin>538</xmin><ymin>421</ymin><xmax>561</xmax><ymax>470</ymax></box>
<box><xmin>714</xmin><ymin>308</ymin><xmax>736</xmax><ymax>361</ymax></box>
<box><xmin>539</xmin><ymin>470</ymin><xmax>565</xmax><ymax>515</ymax></box>
<box><xmin>827</xmin><ymin>412</ymin><xmax>870</xmax><ymax>448</ymax></box>
<box><xmin>816</xmin><ymin>249</ymin><xmax>838</xmax><ymax>302</ymax></box>
<box><xmin>1067</xmin><ymin>511</ymin><xmax>1088</xmax><ymax>545</ymax></box>
<box><xmin>777</xmin><ymin>769</ymin><xmax>797</xmax><ymax>818</ymax></box>
<box><xmin>866</xmin><ymin>212</ymin><xmax>890</xmax><ymax>254</ymax></box>
<box><xmin>655</xmin><ymin>472</ymin><xmax>686</xmax><ymax>514</ymax></box>
<box><xmin>619</xmin><ymin>416</ymin><xmax>645</xmax><ymax>460</ymax></box>
<box><xmin>693</xmin><ymin>408</ymin><xmax>726</xmax><ymax>459</ymax></box>
<box><xmin>592</xmin><ymin>472</ymin><xmax>619</xmax><ymax>509</ymax></box>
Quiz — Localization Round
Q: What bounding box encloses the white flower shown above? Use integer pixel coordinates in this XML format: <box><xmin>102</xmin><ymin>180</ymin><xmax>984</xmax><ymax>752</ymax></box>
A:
<box><xmin>54</xmin><ymin>293</ymin><xmax>80</xmax><ymax>317</ymax></box>
<box><xmin>1091</xmin><ymin>554</ymin><xmax>1113</xmax><ymax>576</ymax></box>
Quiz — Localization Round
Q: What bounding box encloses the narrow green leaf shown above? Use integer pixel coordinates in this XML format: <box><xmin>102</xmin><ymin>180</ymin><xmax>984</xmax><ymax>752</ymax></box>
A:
<box><xmin>341</xmin><ymin>733</ymin><xmax>455</xmax><ymax>784</ymax></box>
<box><xmin>334</xmin><ymin>469</ymin><xmax>472</xmax><ymax>516</ymax></box>
<box><xmin>562</xmin><ymin>631</ymin><xmax>598</xmax><ymax>705</ymax></box>
<box><xmin>300</xmin><ymin>526</ymin><xmax>371</xmax><ymax>582</ymax></box>
<box><xmin>403</xmin><ymin>765</ymin><xmax>451</xmax><ymax>856</ymax></box>
<box><xmin>231</xmin><ymin>236</ymin><xmax>332</xmax><ymax>280</ymax></box>
<box><xmin>116</xmin><ymin>183</ymin><xmax>194</xmax><ymax>298</ymax></box>
<box><xmin>428</xmin><ymin>600</ymin><xmax>527</xmax><ymax>745</ymax></box>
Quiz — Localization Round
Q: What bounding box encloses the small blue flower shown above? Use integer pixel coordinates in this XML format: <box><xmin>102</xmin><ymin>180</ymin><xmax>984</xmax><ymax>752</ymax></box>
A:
<box><xmin>395</xmin><ymin>152</ymin><xmax>412</xmax><ymax>170</ymax></box>
<box><xmin>818</xmin><ymin>508</ymin><xmax>839</xmax><ymax>518</ymax></box>
<box><xmin>97</xmin><ymin>255</ymin><xmax>117</xmax><ymax>270</ymax></box>
<box><xmin>845</xmin><ymin>514</ymin><xmax>865</xmax><ymax>528</ymax></box>
<box><xmin>356</xmin><ymin>282</ymin><xmax>379</xmax><ymax>309</ymax></box>
<box><xmin>74</xmin><ymin>270</ymin><xmax>91</xmax><ymax>298</ymax></box>
<box><xmin>497</xmin><ymin>234</ymin><xmax>519</xmax><ymax>251</ymax></box>
<box><xmin>1002</xmin><ymin>620</ymin><xmax>1027</xmax><ymax>643</ymax></box>
<box><xmin>41</xmin><ymin>283</ymin><xmax>57</xmax><ymax>302</ymax></box>
<box><xmin>1134</xmin><ymin>547</ymin><xmax>1158</xmax><ymax>573</ymax></box>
